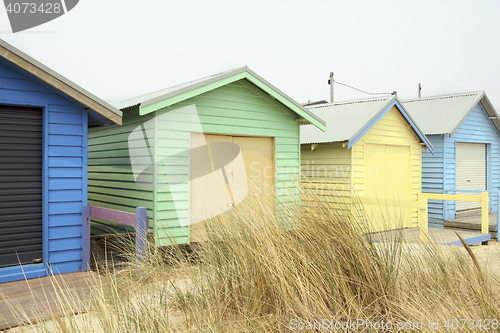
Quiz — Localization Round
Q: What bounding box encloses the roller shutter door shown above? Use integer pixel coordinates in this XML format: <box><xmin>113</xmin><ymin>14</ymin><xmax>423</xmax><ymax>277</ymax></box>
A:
<box><xmin>456</xmin><ymin>142</ymin><xmax>487</xmax><ymax>211</ymax></box>
<box><xmin>0</xmin><ymin>106</ymin><xmax>43</xmax><ymax>267</ymax></box>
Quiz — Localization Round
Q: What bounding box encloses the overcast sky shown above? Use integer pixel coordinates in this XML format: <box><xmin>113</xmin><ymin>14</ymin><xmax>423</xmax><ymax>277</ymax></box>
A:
<box><xmin>0</xmin><ymin>0</ymin><xmax>499</xmax><ymax>110</ymax></box>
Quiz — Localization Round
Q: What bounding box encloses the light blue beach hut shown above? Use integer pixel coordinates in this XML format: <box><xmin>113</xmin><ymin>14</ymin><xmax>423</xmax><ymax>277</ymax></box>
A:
<box><xmin>402</xmin><ymin>92</ymin><xmax>500</xmax><ymax>227</ymax></box>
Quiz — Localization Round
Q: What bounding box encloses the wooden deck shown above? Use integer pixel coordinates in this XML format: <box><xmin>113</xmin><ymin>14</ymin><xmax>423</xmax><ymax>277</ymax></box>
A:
<box><xmin>371</xmin><ymin>227</ymin><xmax>491</xmax><ymax>246</ymax></box>
<box><xmin>0</xmin><ymin>271</ymin><xmax>98</xmax><ymax>330</ymax></box>
<box><xmin>445</xmin><ymin>213</ymin><xmax>498</xmax><ymax>239</ymax></box>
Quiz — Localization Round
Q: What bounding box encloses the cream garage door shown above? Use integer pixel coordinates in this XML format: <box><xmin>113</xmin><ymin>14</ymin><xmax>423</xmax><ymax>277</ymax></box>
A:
<box><xmin>456</xmin><ymin>142</ymin><xmax>487</xmax><ymax>211</ymax></box>
<box><xmin>190</xmin><ymin>133</ymin><xmax>274</xmax><ymax>242</ymax></box>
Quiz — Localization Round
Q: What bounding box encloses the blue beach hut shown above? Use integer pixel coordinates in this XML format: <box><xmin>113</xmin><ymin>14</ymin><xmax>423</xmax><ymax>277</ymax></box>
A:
<box><xmin>0</xmin><ymin>39</ymin><xmax>121</xmax><ymax>283</ymax></box>
<box><xmin>402</xmin><ymin>92</ymin><xmax>500</xmax><ymax>227</ymax></box>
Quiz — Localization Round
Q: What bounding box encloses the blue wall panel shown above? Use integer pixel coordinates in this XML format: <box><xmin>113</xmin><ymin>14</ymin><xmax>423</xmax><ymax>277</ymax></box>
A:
<box><xmin>49</xmin><ymin>214</ymin><xmax>82</xmax><ymax>227</ymax></box>
<box><xmin>48</xmin><ymin>177</ymin><xmax>83</xmax><ymax>190</ymax></box>
<box><xmin>48</xmin><ymin>238</ymin><xmax>82</xmax><ymax>252</ymax></box>
<box><xmin>48</xmin><ymin>189</ymin><xmax>83</xmax><ymax>202</ymax></box>
<box><xmin>48</xmin><ymin>156</ymin><xmax>84</xmax><ymax>168</ymax></box>
<box><xmin>49</xmin><ymin>249</ymin><xmax>82</xmax><ymax>263</ymax></box>
<box><xmin>48</xmin><ymin>112</ymin><xmax>84</xmax><ymax>124</ymax></box>
<box><xmin>48</xmin><ymin>168</ymin><xmax>83</xmax><ymax>178</ymax></box>
<box><xmin>48</xmin><ymin>134</ymin><xmax>83</xmax><ymax>146</ymax></box>
<box><xmin>49</xmin><ymin>225</ymin><xmax>82</xmax><ymax>239</ymax></box>
<box><xmin>0</xmin><ymin>58</ymin><xmax>87</xmax><ymax>283</ymax></box>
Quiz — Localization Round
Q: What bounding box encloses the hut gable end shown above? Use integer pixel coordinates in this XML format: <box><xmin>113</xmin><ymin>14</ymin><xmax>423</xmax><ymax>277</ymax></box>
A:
<box><xmin>351</xmin><ymin>106</ymin><xmax>423</xmax><ymax>228</ymax></box>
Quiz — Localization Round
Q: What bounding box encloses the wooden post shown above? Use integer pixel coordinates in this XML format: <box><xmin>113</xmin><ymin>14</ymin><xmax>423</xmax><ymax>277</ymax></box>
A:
<box><xmin>481</xmin><ymin>192</ymin><xmax>489</xmax><ymax>234</ymax></box>
<box><xmin>418</xmin><ymin>194</ymin><xmax>428</xmax><ymax>243</ymax></box>
<box><xmin>329</xmin><ymin>72</ymin><xmax>334</xmax><ymax>103</ymax></box>
<box><xmin>82</xmin><ymin>205</ymin><xmax>91</xmax><ymax>272</ymax></box>
<box><xmin>136</xmin><ymin>207</ymin><xmax>148</xmax><ymax>263</ymax></box>
<box><xmin>418</xmin><ymin>83</ymin><xmax>421</xmax><ymax>98</ymax></box>
<box><xmin>497</xmin><ymin>192</ymin><xmax>500</xmax><ymax>242</ymax></box>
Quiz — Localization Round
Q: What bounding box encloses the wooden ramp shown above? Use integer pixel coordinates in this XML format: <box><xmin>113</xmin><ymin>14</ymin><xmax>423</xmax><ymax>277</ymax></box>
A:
<box><xmin>0</xmin><ymin>271</ymin><xmax>98</xmax><ymax>330</ymax></box>
<box><xmin>371</xmin><ymin>227</ymin><xmax>491</xmax><ymax>246</ymax></box>
<box><xmin>445</xmin><ymin>213</ymin><xmax>498</xmax><ymax>239</ymax></box>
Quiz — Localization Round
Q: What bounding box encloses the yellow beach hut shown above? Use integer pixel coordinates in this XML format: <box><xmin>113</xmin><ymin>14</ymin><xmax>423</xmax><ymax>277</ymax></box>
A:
<box><xmin>300</xmin><ymin>95</ymin><xmax>433</xmax><ymax>231</ymax></box>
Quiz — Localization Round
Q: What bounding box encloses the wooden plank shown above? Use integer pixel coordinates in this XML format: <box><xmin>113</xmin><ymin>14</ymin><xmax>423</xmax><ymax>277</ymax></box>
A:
<box><xmin>90</xmin><ymin>205</ymin><xmax>137</xmax><ymax>227</ymax></box>
<box><xmin>135</xmin><ymin>207</ymin><xmax>148</xmax><ymax>263</ymax></box>
<box><xmin>444</xmin><ymin>215</ymin><xmax>497</xmax><ymax>232</ymax></box>
<box><xmin>418</xmin><ymin>194</ymin><xmax>428</xmax><ymax>243</ymax></box>
<box><xmin>0</xmin><ymin>271</ymin><xmax>98</xmax><ymax>330</ymax></box>
<box><xmin>422</xmin><ymin>192</ymin><xmax>483</xmax><ymax>202</ymax></box>
<box><xmin>370</xmin><ymin>227</ymin><xmax>490</xmax><ymax>246</ymax></box>
<box><xmin>482</xmin><ymin>192</ymin><xmax>489</xmax><ymax>234</ymax></box>
<box><xmin>90</xmin><ymin>205</ymin><xmax>149</xmax><ymax>229</ymax></box>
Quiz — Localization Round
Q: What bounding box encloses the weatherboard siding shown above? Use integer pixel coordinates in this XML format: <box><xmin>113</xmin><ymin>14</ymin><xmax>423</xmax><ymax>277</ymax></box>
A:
<box><xmin>88</xmin><ymin>106</ymin><xmax>155</xmax><ymax>235</ymax></box>
<box><xmin>300</xmin><ymin>143</ymin><xmax>351</xmax><ymax>208</ymax></box>
<box><xmin>47</xmin><ymin>103</ymin><xmax>87</xmax><ymax>275</ymax></box>
<box><xmin>0</xmin><ymin>60</ymin><xmax>87</xmax><ymax>282</ymax></box>
<box><xmin>421</xmin><ymin>135</ymin><xmax>445</xmax><ymax>227</ymax></box>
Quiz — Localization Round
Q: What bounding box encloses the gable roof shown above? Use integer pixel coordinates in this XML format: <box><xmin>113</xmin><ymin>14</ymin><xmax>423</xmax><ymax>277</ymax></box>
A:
<box><xmin>116</xmin><ymin>66</ymin><xmax>326</xmax><ymax>131</ymax></box>
<box><xmin>0</xmin><ymin>39</ymin><xmax>122</xmax><ymax>125</ymax></box>
<box><xmin>401</xmin><ymin>91</ymin><xmax>500</xmax><ymax>136</ymax></box>
<box><xmin>300</xmin><ymin>95</ymin><xmax>434</xmax><ymax>153</ymax></box>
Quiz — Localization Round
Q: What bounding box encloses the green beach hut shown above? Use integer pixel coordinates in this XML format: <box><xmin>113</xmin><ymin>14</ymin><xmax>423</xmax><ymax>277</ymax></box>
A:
<box><xmin>88</xmin><ymin>66</ymin><xmax>325</xmax><ymax>246</ymax></box>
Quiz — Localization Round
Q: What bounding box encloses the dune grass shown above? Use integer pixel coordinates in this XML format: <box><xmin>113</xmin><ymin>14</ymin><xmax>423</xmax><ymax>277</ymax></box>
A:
<box><xmin>3</xmin><ymin>191</ymin><xmax>500</xmax><ymax>332</ymax></box>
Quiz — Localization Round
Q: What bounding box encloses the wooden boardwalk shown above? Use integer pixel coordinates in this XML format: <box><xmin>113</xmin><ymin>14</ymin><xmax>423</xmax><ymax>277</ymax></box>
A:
<box><xmin>445</xmin><ymin>213</ymin><xmax>498</xmax><ymax>239</ymax></box>
<box><xmin>371</xmin><ymin>227</ymin><xmax>491</xmax><ymax>246</ymax></box>
<box><xmin>0</xmin><ymin>271</ymin><xmax>98</xmax><ymax>330</ymax></box>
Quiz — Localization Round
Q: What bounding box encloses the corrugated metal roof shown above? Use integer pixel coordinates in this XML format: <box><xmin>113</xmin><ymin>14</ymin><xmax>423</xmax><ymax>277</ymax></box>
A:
<box><xmin>115</xmin><ymin>68</ymin><xmax>238</xmax><ymax>110</ymax></box>
<box><xmin>0</xmin><ymin>38</ymin><xmax>122</xmax><ymax>123</ymax></box>
<box><xmin>401</xmin><ymin>91</ymin><xmax>500</xmax><ymax>135</ymax></box>
<box><xmin>115</xmin><ymin>66</ymin><xmax>325</xmax><ymax>128</ymax></box>
<box><xmin>301</xmin><ymin>95</ymin><xmax>396</xmax><ymax>144</ymax></box>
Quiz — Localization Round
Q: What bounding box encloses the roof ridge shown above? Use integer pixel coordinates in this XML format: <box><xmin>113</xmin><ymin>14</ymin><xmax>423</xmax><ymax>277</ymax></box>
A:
<box><xmin>306</xmin><ymin>96</ymin><xmax>393</xmax><ymax>109</ymax></box>
<box><xmin>402</xmin><ymin>91</ymin><xmax>483</xmax><ymax>104</ymax></box>
<box><xmin>0</xmin><ymin>38</ymin><xmax>122</xmax><ymax>123</ymax></box>
<box><xmin>117</xmin><ymin>67</ymin><xmax>247</xmax><ymax>107</ymax></box>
